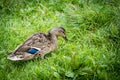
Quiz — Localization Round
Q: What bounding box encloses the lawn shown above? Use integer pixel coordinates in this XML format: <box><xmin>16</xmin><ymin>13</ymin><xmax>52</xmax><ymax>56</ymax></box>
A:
<box><xmin>0</xmin><ymin>0</ymin><xmax>120</xmax><ymax>80</ymax></box>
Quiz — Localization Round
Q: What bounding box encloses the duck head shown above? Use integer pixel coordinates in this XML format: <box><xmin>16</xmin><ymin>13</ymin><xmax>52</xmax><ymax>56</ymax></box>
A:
<box><xmin>48</xmin><ymin>27</ymin><xmax>68</xmax><ymax>42</ymax></box>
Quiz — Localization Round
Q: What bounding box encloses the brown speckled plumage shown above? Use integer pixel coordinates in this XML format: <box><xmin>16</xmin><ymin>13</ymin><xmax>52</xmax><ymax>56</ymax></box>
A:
<box><xmin>8</xmin><ymin>27</ymin><xmax>68</xmax><ymax>61</ymax></box>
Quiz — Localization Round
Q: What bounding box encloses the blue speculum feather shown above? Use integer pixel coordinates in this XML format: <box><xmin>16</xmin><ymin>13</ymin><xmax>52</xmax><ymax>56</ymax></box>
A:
<box><xmin>27</xmin><ymin>48</ymin><xmax>39</xmax><ymax>54</ymax></box>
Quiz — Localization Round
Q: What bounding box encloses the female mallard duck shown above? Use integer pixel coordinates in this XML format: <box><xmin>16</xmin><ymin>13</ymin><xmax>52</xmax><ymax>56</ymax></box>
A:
<box><xmin>8</xmin><ymin>27</ymin><xmax>68</xmax><ymax>61</ymax></box>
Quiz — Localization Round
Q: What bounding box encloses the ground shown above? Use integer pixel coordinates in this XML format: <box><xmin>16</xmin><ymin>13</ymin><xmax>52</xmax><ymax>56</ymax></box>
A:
<box><xmin>0</xmin><ymin>0</ymin><xmax>120</xmax><ymax>80</ymax></box>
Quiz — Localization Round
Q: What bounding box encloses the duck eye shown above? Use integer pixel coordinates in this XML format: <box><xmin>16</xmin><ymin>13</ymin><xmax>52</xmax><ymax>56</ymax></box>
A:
<box><xmin>59</xmin><ymin>30</ymin><xmax>65</xmax><ymax>34</ymax></box>
<box><xmin>58</xmin><ymin>30</ymin><xmax>62</xmax><ymax>33</ymax></box>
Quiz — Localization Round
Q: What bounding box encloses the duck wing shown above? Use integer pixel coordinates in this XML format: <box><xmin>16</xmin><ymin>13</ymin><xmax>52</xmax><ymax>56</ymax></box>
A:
<box><xmin>12</xmin><ymin>32</ymin><xmax>49</xmax><ymax>54</ymax></box>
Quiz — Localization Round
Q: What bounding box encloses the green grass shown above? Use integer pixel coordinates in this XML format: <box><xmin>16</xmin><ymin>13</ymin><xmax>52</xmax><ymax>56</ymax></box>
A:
<box><xmin>0</xmin><ymin>0</ymin><xmax>120</xmax><ymax>80</ymax></box>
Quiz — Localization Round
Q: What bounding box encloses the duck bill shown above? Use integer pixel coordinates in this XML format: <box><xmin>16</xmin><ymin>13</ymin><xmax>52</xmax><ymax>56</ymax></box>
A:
<box><xmin>63</xmin><ymin>36</ymin><xmax>68</xmax><ymax>42</ymax></box>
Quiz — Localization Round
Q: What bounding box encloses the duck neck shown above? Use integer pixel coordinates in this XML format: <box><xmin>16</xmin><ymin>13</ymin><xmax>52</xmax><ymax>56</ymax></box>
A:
<box><xmin>48</xmin><ymin>33</ymin><xmax>58</xmax><ymax>45</ymax></box>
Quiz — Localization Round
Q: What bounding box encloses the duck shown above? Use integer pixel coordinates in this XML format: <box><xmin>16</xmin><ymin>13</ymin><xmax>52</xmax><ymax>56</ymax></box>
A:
<box><xmin>8</xmin><ymin>27</ymin><xmax>68</xmax><ymax>61</ymax></box>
